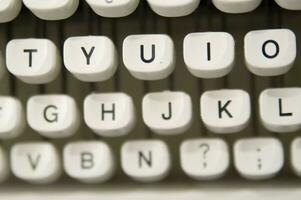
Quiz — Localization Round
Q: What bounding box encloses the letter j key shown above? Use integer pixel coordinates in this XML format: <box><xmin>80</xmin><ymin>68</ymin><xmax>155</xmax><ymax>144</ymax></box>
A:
<box><xmin>142</xmin><ymin>91</ymin><xmax>192</xmax><ymax>135</ymax></box>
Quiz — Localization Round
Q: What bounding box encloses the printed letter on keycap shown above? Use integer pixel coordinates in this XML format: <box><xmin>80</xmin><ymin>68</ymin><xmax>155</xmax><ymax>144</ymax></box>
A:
<box><xmin>140</xmin><ymin>44</ymin><xmax>156</xmax><ymax>63</ymax></box>
<box><xmin>43</xmin><ymin>105</ymin><xmax>58</xmax><ymax>123</ymax></box>
<box><xmin>161</xmin><ymin>102</ymin><xmax>172</xmax><ymax>120</ymax></box>
<box><xmin>218</xmin><ymin>100</ymin><xmax>233</xmax><ymax>119</ymax></box>
<box><xmin>139</xmin><ymin>151</ymin><xmax>152</xmax><ymax>168</ymax></box>
<box><xmin>23</xmin><ymin>49</ymin><xmax>38</xmax><ymax>67</ymax></box>
<box><xmin>81</xmin><ymin>152</ymin><xmax>94</xmax><ymax>170</ymax></box>
<box><xmin>81</xmin><ymin>46</ymin><xmax>95</xmax><ymax>65</ymax></box>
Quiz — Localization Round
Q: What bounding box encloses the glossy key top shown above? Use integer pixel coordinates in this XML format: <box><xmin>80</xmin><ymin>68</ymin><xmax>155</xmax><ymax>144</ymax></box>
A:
<box><xmin>147</xmin><ymin>0</ymin><xmax>200</xmax><ymax>17</ymax></box>
<box><xmin>274</xmin><ymin>0</ymin><xmax>301</xmax><ymax>10</ymax></box>
<box><xmin>86</xmin><ymin>0</ymin><xmax>140</xmax><ymax>17</ymax></box>
<box><xmin>23</xmin><ymin>0</ymin><xmax>79</xmax><ymax>20</ymax></box>
<box><xmin>0</xmin><ymin>0</ymin><xmax>22</xmax><ymax>23</ymax></box>
<box><xmin>212</xmin><ymin>0</ymin><xmax>262</xmax><ymax>13</ymax></box>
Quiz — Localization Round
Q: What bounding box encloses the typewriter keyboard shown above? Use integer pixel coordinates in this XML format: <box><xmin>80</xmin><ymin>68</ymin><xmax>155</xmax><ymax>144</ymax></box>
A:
<box><xmin>0</xmin><ymin>0</ymin><xmax>301</xmax><ymax>200</ymax></box>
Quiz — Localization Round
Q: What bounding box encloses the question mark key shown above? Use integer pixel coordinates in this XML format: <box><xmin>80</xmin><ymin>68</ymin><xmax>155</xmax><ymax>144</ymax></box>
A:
<box><xmin>180</xmin><ymin>139</ymin><xmax>230</xmax><ymax>180</ymax></box>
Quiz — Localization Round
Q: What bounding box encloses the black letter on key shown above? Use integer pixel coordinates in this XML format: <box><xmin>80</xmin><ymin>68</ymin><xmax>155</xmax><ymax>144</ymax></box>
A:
<box><xmin>27</xmin><ymin>154</ymin><xmax>41</xmax><ymax>170</ymax></box>
<box><xmin>101</xmin><ymin>103</ymin><xmax>115</xmax><ymax>121</ymax></box>
<box><xmin>43</xmin><ymin>105</ymin><xmax>58</xmax><ymax>123</ymax></box>
<box><xmin>279</xmin><ymin>98</ymin><xmax>293</xmax><ymax>117</ymax></box>
<box><xmin>262</xmin><ymin>40</ymin><xmax>279</xmax><ymax>59</ymax></box>
<box><xmin>139</xmin><ymin>151</ymin><xmax>152</xmax><ymax>168</ymax></box>
<box><xmin>162</xmin><ymin>102</ymin><xmax>172</xmax><ymax>120</ymax></box>
<box><xmin>81</xmin><ymin>152</ymin><xmax>94</xmax><ymax>169</ymax></box>
<box><xmin>207</xmin><ymin>42</ymin><xmax>211</xmax><ymax>61</ymax></box>
<box><xmin>218</xmin><ymin>100</ymin><xmax>233</xmax><ymax>119</ymax></box>
<box><xmin>23</xmin><ymin>49</ymin><xmax>38</xmax><ymax>67</ymax></box>
<box><xmin>140</xmin><ymin>44</ymin><xmax>155</xmax><ymax>63</ymax></box>
<box><xmin>81</xmin><ymin>46</ymin><xmax>95</xmax><ymax>65</ymax></box>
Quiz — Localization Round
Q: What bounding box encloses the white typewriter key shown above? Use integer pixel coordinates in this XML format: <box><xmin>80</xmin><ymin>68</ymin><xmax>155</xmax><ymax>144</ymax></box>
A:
<box><xmin>123</xmin><ymin>34</ymin><xmax>175</xmax><ymax>80</ymax></box>
<box><xmin>23</xmin><ymin>0</ymin><xmax>79</xmax><ymax>20</ymax></box>
<box><xmin>274</xmin><ymin>0</ymin><xmax>301</xmax><ymax>10</ymax></box>
<box><xmin>180</xmin><ymin>139</ymin><xmax>229</xmax><ymax>180</ymax></box>
<box><xmin>64</xmin><ymin>36</ymin><xmax>118</xmax><ymax>82</ymax></box>
<box><xmin>184</xmin><ymin>32</ymin><xmax>235</xmax><ymax>78</ymax></box>
<box><xmin>121</xmin><ymin>140</ymin><xmax>171</xmax><ymax>182</ymax></box>
<box><xmin>86</xmin><ymin>0</ymin><xmax>140</xmax><ymax>18</ymax></box>
<box><xmin>244</xmin><ymin>29</ymin><xmax>296</xmax><ymax>76</ymax></box>
<box><xmin>6</xmin><ymin>39</ymin><xmax>61</xmax><ymax>84</ymax></box>
<box><xmin>63</xmin><ymin>141</ymin><xmax>115</xmax><ymax>183</ymax></box>
<box><xmin>146</xmin><ymin>0</ymin><xmax>200</xmax><ymax>17</ymax></box>
<box><xmin>84</xmin><ymin>93</ymin><xmax>135</xmax><ymax>137</ymax></box>
<box><xmin>212</xmin><ymin>0</ymin><xmax>262</xmax><ymax>13</ymax></box>
<box><xmin>0</xmin><ymin>97</ymin><xmax>25</xmax><ymax>139</ymax></box>
<box><xmin>27</xmin><ymin>95</ymin><xmax>80</xmax><ymax>138</ymax></box>
<box><xmin>11</xmin><ymin>142</ymin><xmax>61</xmax><ymax>184</ymax></box>
<box><xmin>200</xmin><ymin>90</ymin><xmax>251</xmax><ymax>134</ymax></box>
<box><xmin>259</xmin><ymin>88</ymin><xmax>301</xmax><ymax>133</ymax></box>
<box><xmin>291</xmin><ymin>138</ymin><xmax>301</xmax><ymax>177</ymax></box>
<box><xmin>234</xmin><ymin>138</ymin><xmax>284</xmax><ymax>180</ymax></box>
<box><xmin>142</xmin><ymin>91</ymin><xmax>192</xmax><ymax>135</ymax></box>
<box><xmin>0</xmin><ymin>146</ymin><xmax>9</xmax><ymax>183</ymax></box>
<box><xmin>0</xmin><ymin>0</ymin><xmax>22</xmax><ymax>23</ymax></box>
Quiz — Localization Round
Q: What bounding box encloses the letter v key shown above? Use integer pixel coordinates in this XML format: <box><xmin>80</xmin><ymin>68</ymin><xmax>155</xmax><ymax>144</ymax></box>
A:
<box><xmin>27</xmin><ymin>154</ymin><xmax>41</xmax><ymax>171</ymax></box>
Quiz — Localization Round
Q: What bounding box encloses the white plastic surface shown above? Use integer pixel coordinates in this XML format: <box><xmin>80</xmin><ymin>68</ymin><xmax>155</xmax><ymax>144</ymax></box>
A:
<box><xmin>27</xmin><ymin>95</ymin><xmax>80</xmax><ymax>138</ymax></box>
<box><xmin>123</xmin><ymin>34</ymin><xmax>175</xmax><ymax>80</ymax></box>
<box><xmin>23</xmin><ymin>0</ymin><xmax>79</xmax><ymax>20</ymax></box>
<box><xmin>200</xmin><ymin>89</ymin><xmax>251</xmax><ymax>134</ymax></box>
<box><xmin>184</xmin><ymin>32</ymin><xmax>235</xmax><ymax>78</ymax></box>
<box><xmin>0</xmin><ymin>97</ymin><xmax>25</xmax><ymax>139</ymax></box>
<box><xmin>180</xmin><ymin>139</ymin><xmax>230</xmax><ymax>180</ymax></box>
<box><xmin>244</xmin><ymin>29</ymin><xmax>296</xmax><ymax>76</ymax></box>
<box><xmin>142</xmin><ymin>91</ymin><xmax>192</xmax><ymax>135</ymax></box>
<box><xmin>274</xmin><ymin>0</ymin><xmax>301</xmax><ymax>10</ymax></box>
<box><xmin>6</xmin><ymin>39</ymin><xmax>61</xmax><ymax>84</ymax></box>
<box><xmin>212</xmin><ymin>0</ymin><xmax>262</xmax><ymax>13</ymax></box>
<box><xmin>147</xmin><ymin>0</ymin><xmax>200</xmax><ymax>17</ymax></box>
<box><xmin>64</xmin><ymin>36</ymin><xmax>118</xmax><ymax>82</ymax></box>
<box><xmin>63</xmin><ymin>141</ymin><xmax>115</xmax><ymax>183</ymax></box>
<box><xmin>121</xmin><ymin>140</ymin><xmax>171</xmax><ymax>182</ymax></box>
<box><xmin>86</xmin><ymin>0</ymin><xmax>140</xmax><ymax>17</ymax></box>
<box><xmin>259</xmin><ymin>88</ymin><xmax>301</xmax><ymax>133</ymax></box>
<box><xmin>0</xmin><ymin>0</ymin><xmax>22</xmax><ymax>23</ymax></box>
<box><xmin>234</xmin><ymin>138</ymin><xmax>284</xmax><ymax>180</ymax></box>
<box><xmin>84</xmin><ymin>93</ymin><xmax>136</xmax><ymax>137</ymax></box>
<box><xmin>11</xmin><ymin>142</ymin><xmax>62</xmax><ymax>184</ymax></box>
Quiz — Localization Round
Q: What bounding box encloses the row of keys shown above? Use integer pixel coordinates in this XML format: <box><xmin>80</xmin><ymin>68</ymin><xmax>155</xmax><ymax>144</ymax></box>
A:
<box><xmin>1</xmin><ymin>137</ymin><xmax>301</xmax><ymax>184</ymax></box>
<box><xmin>1</xmin><ymin>88</ymin><xmax>301</xmax><ymax>139</ymax></box>
<box><xmin>3</xmin><ymin>29</ymin><xmax>296</xmax><ymax>84</ymax></box>
<box><xmin>1</xmin><ymin>0</ymin><xmax>301</xmax><ymax>22</ymax></box>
